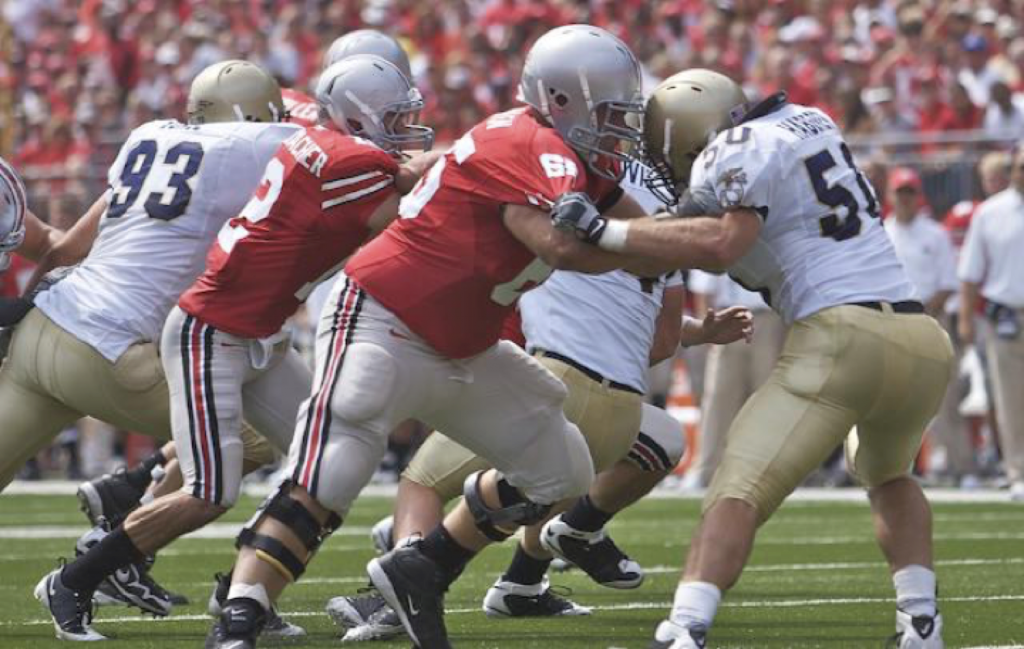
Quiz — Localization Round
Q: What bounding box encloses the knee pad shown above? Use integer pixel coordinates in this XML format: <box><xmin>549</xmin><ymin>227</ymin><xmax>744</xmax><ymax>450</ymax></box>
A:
<box><xmin>627</xmin><ymin>404</ymin><xmax>685</xmax><ymax>473</ymax></box>
<box><xmin>462</xmin><ymin>471</ymin><xmax>552</xmax><ymax>542</ymax></box>
<box><xmin>236</xmin><ymin>481</ymin><xmax>341</xmax><ymax>582</ymax></box>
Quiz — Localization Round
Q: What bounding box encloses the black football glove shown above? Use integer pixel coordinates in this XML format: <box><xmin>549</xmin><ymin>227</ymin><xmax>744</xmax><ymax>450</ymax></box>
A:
<box><xmin>550</xmin><ymin>192</ymin><xmax>607</xmax><ymax>245</ymax></box>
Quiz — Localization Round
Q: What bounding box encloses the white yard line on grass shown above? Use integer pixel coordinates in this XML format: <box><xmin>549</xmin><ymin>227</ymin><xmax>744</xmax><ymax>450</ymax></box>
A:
<box><xmin>4</xmin><ymin>481</ymin><xmax>1018</xmax><ymax>503</ymax></box>
<box><xmin>6</xmin><ymin>594</ymin><xmax>1024</xmax><ymax>627</ymax></box>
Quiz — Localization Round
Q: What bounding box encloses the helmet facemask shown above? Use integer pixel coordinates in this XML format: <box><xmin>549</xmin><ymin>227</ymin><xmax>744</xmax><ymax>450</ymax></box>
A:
<box><xmin>327</xmin><ymin>87</ymin><xmax>433</xmax><ymax>156</ymax></box>
<box><xmin>568</xmin><ymin>95</ymin><xmax>644</xmax><ymax>181</ymax></box>
<box><xmin>0</xmin><ymin>162</ymin><xmax>27</xmax><ymax>272</ymax></box>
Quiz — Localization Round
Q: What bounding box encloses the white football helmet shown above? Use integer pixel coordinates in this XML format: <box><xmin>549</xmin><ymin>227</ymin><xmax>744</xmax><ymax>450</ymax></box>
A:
<box><xmin>323</xmin><ymin>30</ymin><xmax>412</xmax><ymax>80</ymax></box>
<box><xmin>518</xmin><ymin>24</ymin><xmax>643</xmax><ymax>180</ymax></box>
<box><xmin>0</xmin><ymin>156</ymin><xmax>27</xmax><ymax>272</ymax></box>
<box><xmin>316</xmin><ymin>55</ymin><xmax>433</xmax><ymax>154</ymax></box>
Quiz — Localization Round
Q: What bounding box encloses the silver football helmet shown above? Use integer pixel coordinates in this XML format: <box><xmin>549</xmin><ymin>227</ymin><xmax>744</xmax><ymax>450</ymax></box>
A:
<box><xmin>323</xmin><ymin>30</ymin><xmax>412</xmax><ymax>80</ymax></box>
<box><xmin>0</xmin><ymin>156</ymin><xmax>27</xmax><ymax>272</ymax></box>
<box><xmin>316</xmin><ymin>54</ymin><xmax>433</xmax><ymax>155</ymax></box>
<box><xmin>518</xmin><ymin>24</ymin><xmax>643</xmax><ymax>180</ymax></box>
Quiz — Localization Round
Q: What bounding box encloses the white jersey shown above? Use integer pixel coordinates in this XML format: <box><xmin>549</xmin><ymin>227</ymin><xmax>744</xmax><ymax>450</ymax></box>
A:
<box><xmin>690</xmin><ymin>102</ymin><xmax>914</xmax><ymax>324</ymax></box>
<box><xmin>36</xmin><ymin>119</ymin><xmax>300</xmax><ymax>361</ymax></box>
<box><xmin>521</xmin><ymin>164</ymin><xmax>682</xmax><ymax>394</ymax></box>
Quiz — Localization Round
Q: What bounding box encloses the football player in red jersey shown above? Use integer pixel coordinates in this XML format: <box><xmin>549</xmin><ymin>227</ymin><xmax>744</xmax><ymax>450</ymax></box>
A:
<box><xmin>45</xmin><ymin>55</ymin><xmax>435</xmax><ymax>643</ymax></box>
<box><xmin>283</xmin><ymin>30</ymin><xmax>412</xmax><ymax>129</ymax></box>
<box><xmin>68</xmin><ymin>29</ymin><xmax>417</xmax><ymax>553</ymax></box>
<box><xmin>0</xmin><ymin>156</ymin><xmax>65</xmax><ymax>328</ymax></box>
<box><xmin>212</xmin><ymin>24</ymin><xmax>667</xmax><ymax>649</ymax></box>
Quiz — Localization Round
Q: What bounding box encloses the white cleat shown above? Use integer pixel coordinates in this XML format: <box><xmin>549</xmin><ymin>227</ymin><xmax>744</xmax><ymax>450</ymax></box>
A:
<box><xmin>482</xmin><ymin>577</ymin><xmax>591</xmax><ymax>618</ymax></box>
<box><xmin>370</xmin><ymin>515</ymin><xmax>394</xmax><ymax>554</ymax></box>
<box><xmin>893</xmin><ymin>610</ymin><xmax>944</xmax><ymax>648</ymax></box>
<box><xmin>648</xmin><ymin>619</ymin><xmax>707</xmax><ymax>648</ymax></box>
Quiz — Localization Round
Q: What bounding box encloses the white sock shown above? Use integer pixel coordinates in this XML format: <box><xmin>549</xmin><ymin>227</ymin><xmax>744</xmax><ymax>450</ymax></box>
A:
<box><xmin>893</xmin><ymin>565</ymin><xmax>937</xmax><ymax>617</ymax></box>
<box><xmin>670</xmin><ymin>581</ymin><xmax>721</xmax><ymax>630</ymax></box>
<box><xmin>227</xmin><ymin>582</ymin><xmax>271</xmax><ymax>612</ymax></box>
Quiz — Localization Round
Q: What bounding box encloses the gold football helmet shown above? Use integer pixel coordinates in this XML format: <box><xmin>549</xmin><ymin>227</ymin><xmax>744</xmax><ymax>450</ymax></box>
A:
<box><xmin>186</xmin><ymin>60</ymin><xmax>285</xmax><ymax>125</ymax></box>
<box><xmin>643</xmin><ymin>69</ymin><xmax>748</xmax><ymax>203</ymax></box>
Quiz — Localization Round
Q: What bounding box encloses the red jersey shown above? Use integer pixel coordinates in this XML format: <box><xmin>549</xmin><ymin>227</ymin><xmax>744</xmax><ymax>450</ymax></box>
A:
<box><xmin>179</xmin><ymin>127</ymin><xmax>398</xmax><ymax>338</ymax></box>
<box><xmin>345</xmin><ymin>108</ymin><xmax>618</xmax><ymax>358</ymax></box>
<box><xmin>0</xmin><ymin>254</ymin><xmax>35</xmax><ymax>297</ymax></box>
<box><xmin>283</xmin><ymin>88</ymin><xmax>319</xmax><ymax>128</ymax></box>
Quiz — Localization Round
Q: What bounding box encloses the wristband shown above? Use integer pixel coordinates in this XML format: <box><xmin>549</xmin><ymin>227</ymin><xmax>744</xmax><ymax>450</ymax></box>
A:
<box><xmin>598</xmin><ymin>219</ymin><xmax>629</xmax><ymax>252</ymax></box>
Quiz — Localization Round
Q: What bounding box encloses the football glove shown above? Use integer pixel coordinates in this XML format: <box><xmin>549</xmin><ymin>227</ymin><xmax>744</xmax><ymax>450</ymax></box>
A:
<box><xmin>550</xmin><ymin>192</ymin><xmax>607</xmax><ymax>245</ymax></box>
<box><xmin>666</xmin><ymin>186</ymin><xmax>726</xmax><ymax>218</ymax></box>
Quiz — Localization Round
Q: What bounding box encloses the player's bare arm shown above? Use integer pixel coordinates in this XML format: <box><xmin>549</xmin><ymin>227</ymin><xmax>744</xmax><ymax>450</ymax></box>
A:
<box><xmin>18</xmin><ymin>211</ymin><xmax>64</xmax><ymax>263</ymax></box>
<box><xmin>649</xmin><ymin>284</ymin><xmax>684</xmax><ymax>364</ymax></box>
<box><xmin>395</xmin><ymin>150</ymin><xmax>443</xmax><ymax>194</ymax></box>
<box><xmin>552</xmin><ymin>190</ymin><xmax>762</xmax><ymax>274</ymax></box>
<box><xmin>24</xmin><ymin>195</ymin><xmax>107</xmax><ymax>294</ymax></box>
<box><xmin>502</xmin><ymin>202</ymin><xmax>639</xmax><ymax>274</ymax></box>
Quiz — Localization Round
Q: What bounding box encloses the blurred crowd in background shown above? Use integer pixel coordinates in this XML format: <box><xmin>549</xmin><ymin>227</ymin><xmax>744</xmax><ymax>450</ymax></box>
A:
<box><xmin>3</xmin><ymin>0</ymin><xmax>1023</xmax><ymax>491</ymax></box>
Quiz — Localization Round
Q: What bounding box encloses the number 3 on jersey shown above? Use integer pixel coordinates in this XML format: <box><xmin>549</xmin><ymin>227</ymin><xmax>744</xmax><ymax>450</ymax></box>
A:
<box><xmin>217</xmin><ymin>157</ymin><xmax>285</xmax><ymax>254</ymax></box>
<box><xmin>107</xmin><ymin>139</ymin><xmax>205</xmax><ymax>221</ymax></box>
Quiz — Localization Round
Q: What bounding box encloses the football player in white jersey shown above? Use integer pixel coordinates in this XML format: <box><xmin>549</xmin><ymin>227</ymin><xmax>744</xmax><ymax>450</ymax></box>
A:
<box><xmin>327</xmin><ymin>161</ymin><xmax>752</xmax><ymax>642</ymax></box>
<box><xmin>20</xmin><ymin>61</ymin><xmax>310</xmax><ymax>641</ymax></box>
<box><xmin>553</xmin><ymin>70</ymin><xmax>954</xmax><ymax>649</ymax></box>
<box><xmin>70</xmin><ymin>28</ymin><xmax>419</xmax><ymax>538</ymax></box>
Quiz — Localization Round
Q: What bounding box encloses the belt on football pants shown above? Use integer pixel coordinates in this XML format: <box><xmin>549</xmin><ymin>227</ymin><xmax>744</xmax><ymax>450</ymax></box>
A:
<box><xmin>533</xmin><ymin>349</ymin><xmax>643</xmax><ymax>395</ymax></box>
<box><xmin>850</xmin><ymin>300</ymin><xmax>925</xmax><ymax>314</ymax></box>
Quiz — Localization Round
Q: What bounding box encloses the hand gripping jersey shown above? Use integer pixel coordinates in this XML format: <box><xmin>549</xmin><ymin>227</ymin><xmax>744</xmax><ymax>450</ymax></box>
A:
<box><xmin>34</xmin><ymin>120</ymin><xmax>300</xmax><ymax>361</ymax></box>
<box><xmin>179</xmin><ymin>127</ymin><xmax>399</xmax><ymax>338</ymax></box>
<box><xmin>345</xmin><ymin>107</ymin><xmax>618</xmax><ymax>358</ymax></box>
<box><xmin>283</xmin><ymin>88</ymin><xmax>320</xmax><ymax>128</ymax></box>
<box><xmin>689</xmin><ymin>102</ymin><xmax>914</xmax><ymax>323</ymax></box>
<box><xmin>520</xmin><ymin>162</ymin><xmax>681</xmax><ymax>393</ymax></box>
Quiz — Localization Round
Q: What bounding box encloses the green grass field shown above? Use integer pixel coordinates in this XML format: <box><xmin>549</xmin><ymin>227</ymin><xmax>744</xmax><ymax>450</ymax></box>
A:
<box><xmin>1</xmin><ymin>491</ymin><xmax>1022</xmax><ymax>648</ymax></box>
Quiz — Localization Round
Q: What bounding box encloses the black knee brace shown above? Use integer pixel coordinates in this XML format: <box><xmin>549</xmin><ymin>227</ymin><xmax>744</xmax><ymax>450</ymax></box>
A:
<box><xmin>462</xmin><ymin>471</ymin><xmax>552</xmax><ymax>542</ymax></box>
<box><xmin>236</xmin><ymin>481</ymin><xmax>341</xmax><ymax>582</ymax></box>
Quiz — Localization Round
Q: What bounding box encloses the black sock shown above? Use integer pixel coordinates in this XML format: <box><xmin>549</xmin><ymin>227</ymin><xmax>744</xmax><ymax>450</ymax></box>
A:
<box><xmin>502</xmin><ymin>544</ymin><xmax>552</xmax><ymax>586</ymax></box>
<box><xmin>122</xmin><ymin>449</ymin><xmax>167</xmax><ymax>491</ymax></box>
<box><xmin>562</xmin><ymin>495</ymin><xmax>614</xmax><ymax>533</ymax></box>
<box><xmin>62</xmin><ymin>527</ymin><xmax>146</xmax><ymax>594</ymax></box>
<box><xmin>419</xmin><ymin>524</ymin><xmax>476</xmax><ymax>585</ymax></box>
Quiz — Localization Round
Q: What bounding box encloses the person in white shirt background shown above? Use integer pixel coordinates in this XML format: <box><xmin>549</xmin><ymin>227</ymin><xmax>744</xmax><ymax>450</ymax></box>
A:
<box><xmin>685</xmin><ymin>271</ymin><xmax>785</xmax><ymax>488</ymax></box>
<box><xmin>937</xmin><ymin>152</ymin><xmax>1011</xmax><ymax>487</ymax></box>
<box><xmin>958</xmin><ymin>144</ymin><xmax>1024</xmax><ymax>502</ymax></box>
<box><xmin>883</xmin><ymin>167</ymin><xmax>964</xmax><ymax>486</ymax></box>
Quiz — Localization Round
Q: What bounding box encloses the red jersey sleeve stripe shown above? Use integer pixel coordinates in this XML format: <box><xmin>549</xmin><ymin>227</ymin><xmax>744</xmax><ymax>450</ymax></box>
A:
<box><xmin>321</xmin><ymin>177</ymin><xmax>394</xmax><ymax>210</ymax></box>
<box><xmin>321</xmin><ymin>170</ymin><xmax>385</xmax><ymax>191</ymax></box>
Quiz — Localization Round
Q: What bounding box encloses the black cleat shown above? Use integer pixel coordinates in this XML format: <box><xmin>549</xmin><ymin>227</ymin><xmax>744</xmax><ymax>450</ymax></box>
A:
<box><xmin>208</xmin><ymin>572</ymin><xmax>306</xmax><ymax>640</ymax></box>
<box><xmin>206</xmin><ymin>597</ymin><xmax>267</xmax><ymax>649</ymax></box>
<box><xmin>77</xmin><ymin>469</ymin><xmax>145</xmax><ymax>528</ymax></box>
<box><xmin>367</xmin><ymin>543</ymin><xmax>451</xmax><ymax>649</ymax></box>
<box><xmin>34</xmin><ymin>565</ymin><xmax>106</xmax><ymax>641</ymax></box>
<box><xmin>540</xmin><ymin>515</ymin><xmax>644</xmax><ymax>589</ymax></box>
